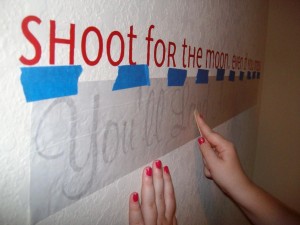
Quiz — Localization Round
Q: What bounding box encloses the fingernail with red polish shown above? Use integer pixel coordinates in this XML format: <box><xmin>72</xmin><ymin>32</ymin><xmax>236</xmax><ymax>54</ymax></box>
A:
<box><xmin>155</xmin><ymin>160</ymin><xmax>162</xmax><ymax>169</ymax></box>
<box><xmin>164</xmin><ymin>166</ymin><xmax>170</xmax><ymax>174</ymax></box>
<box><xmin>198</xmin><ymin>137</ymin><xmax>205</xmax><ymax>145</ymax></box>
<box><xmin>146</xmin><ymin>167</ymin><xmax>152</xmax><ymax>176</ymax></box>
<box><xmin>132</xmin><ymin>192</ymin><xmax>139</xmax><ymax>202</ymax></box>
<box><xmin>200</xmin><ymin>114</ymin><xmax>204</xmax><ymax>119</ymax></box>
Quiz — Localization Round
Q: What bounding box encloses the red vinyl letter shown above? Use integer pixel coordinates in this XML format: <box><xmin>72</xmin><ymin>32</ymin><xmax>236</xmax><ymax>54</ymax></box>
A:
<box><xmin>19</xmin><ymin>15</ymin><xmax>42</xmax><ymax>65</ymax></box>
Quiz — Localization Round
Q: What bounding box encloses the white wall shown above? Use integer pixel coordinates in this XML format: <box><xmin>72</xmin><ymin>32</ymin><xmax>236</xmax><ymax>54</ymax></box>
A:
<box><xmin>0</xmin><ymin>1</ymin><xmax>268</xmax><ymax>224</ymax></box>
<box><xmin>37</xmin><ymin>107</ymin><xmax>259</xmax><ymax>225</ymax></box>
<box><xmin>254</xmin><ymin>0</ymin><xmax>300</xmax><ymax>212</ymax></box>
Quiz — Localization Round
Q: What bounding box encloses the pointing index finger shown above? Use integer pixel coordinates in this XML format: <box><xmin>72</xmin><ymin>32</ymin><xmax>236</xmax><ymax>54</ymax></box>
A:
<box><xmin>194</xmin><ymin>110</ymin><xmax>202</xmax><ymax>137</ymax></box>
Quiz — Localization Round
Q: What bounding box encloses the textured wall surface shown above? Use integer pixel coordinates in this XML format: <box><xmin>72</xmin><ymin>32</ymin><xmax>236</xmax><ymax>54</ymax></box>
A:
<box><xmin>0</xmin><ymin>0</ymin><xmax>268</xmax><ymax>224</ymax></box>
<box><xmin>37</xmin><ymin>107</ymin><xmax>259</xmax><ymax>225</ymax></box>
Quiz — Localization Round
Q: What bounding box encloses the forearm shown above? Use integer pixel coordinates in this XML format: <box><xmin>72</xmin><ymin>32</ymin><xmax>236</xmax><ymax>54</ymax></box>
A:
<box><xmin>194</xmin><ymin>115</ymin><xmax>300</xmax><ymax>224</ymax></box>
<box><xmin>229</xmin><ymin>180</ymin><xmax>300</xmax><ymax>225</ymax></box>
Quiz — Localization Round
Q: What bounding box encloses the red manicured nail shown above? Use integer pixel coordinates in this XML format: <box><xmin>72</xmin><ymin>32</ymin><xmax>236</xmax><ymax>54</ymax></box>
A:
<box><xmin>132</xmin><ymin>192</ymin><xmax>139</xmax><ymax>202</ymax></box>
<box><xmin>155</xmin><ymin>160</ymin><xmax>162</xmax><ymax>169</ymax></box>
<box><xmin>164</xmin><ymin>166</ymin><xmax>170</xmax><ymax>174</ymax></box>
<box><xmin>146</xmin><ymin>167</ymin><xmax>152</xmax><ymax>176</ymax></box>
<box><xmin>198</xmin><ymin>137</ymin><xmax>205</xmax><ymax>145</ymax></box>
<box><xmin>200</xmin><ymin>114</ymin><xmax>204</xmax><ymax>119</ymax></box>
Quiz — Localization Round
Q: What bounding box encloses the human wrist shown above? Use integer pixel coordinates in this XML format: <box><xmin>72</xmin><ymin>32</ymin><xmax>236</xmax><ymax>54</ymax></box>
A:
<box><xmin>227</xmin><ymin>173</ymin><xmax>254</xmax><ymax>201</ymax></box>
<box><xmin>228</xmin><ymin>175</ymin><xmax>258</xmax><ymax>209</ymax></box>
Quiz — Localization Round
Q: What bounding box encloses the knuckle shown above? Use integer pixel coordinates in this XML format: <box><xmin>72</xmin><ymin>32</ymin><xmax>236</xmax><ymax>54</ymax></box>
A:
<box><xmin>165</xmin><ymin>190</ymin><xmax>175</xmax><ymax>200</ymax></box>
<box><xmin>157</xmin><ymin>192</ymin><xmax>164</xmax><ymax>201</ymax></box>
<box><xmin>130</xmin><ymin>203</ymin><xmax>140</xmax><ymax>212</ymax></box>
<box><xmin>146</xmin><ymin>201</ymin><xmax>157</xmax><ymax>212</ymax></box>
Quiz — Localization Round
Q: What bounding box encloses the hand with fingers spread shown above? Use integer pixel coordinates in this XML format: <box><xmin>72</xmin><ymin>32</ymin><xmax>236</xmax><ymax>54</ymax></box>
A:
<box><xmin>195</xmin><ymin>113</ymin><xmax>300</xmax><ymax>225</ymax></box>
<box><xmin>129</xmin><ymin>160</ymin><xmax>177</xmax><ymax>225</ymax></box>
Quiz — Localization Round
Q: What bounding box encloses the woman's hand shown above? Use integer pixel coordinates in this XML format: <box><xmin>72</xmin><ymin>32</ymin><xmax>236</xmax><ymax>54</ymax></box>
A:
<box><xmin>195</xmin><ymin>114</ymin><xmax>251</xmax><ymax>196</ymax></box>
<box><xmin>195</xmin><ymin>114</ymin><xmax>300</xmax><ymax>225</ymax></box>
<box><xmin>129</xmin><ymin>160</ymin><xmax>177</xmax><ymax>225</ymax></box>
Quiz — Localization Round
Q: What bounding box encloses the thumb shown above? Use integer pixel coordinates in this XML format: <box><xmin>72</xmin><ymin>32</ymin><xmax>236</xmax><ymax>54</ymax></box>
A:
<box><xmin>195</xmin><ymin>113</ymin><xmax>227</xmax><ymax>148</ymax></box>
<box><xmin>198</xmin><ymin>137</ymin><xmax>220</xmax><ymax>167</ymax></box>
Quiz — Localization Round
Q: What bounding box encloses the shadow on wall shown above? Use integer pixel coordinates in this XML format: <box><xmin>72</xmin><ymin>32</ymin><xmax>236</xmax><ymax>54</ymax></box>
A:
<box><xmin>194</xmin><ymin>143</ymin><xmax>227</xmax><ymax>224</ymax></box>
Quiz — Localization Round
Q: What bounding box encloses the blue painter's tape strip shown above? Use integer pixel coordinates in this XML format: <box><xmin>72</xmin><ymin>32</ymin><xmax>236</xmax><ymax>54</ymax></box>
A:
<box><xmin>20</xmin><ymin>65</ymin><xmax>82</xmax><ymax>102</ymax></box>
<box><xmin>195</xmin><ymin>69</ymin><xmax>209</xmax><ymax>84</ymax></box>
<box><xmin>113</xmin><ymin>64</ymin><xmax>150</xmax><ymax>91</ymax></box>
<box><xmin>216</xmin><ymin>69</ymin><xmax>225</xmax><ymax>81</ymax></box>
<box><xmin>167</xmin><ymin>68</ymin><xmax>187</xmax><ymax>86</ymax></box>
<box><xmin>247</xmin><ymin>71</ymin><xmax>252</xmax><ymax>80</ymax></box>
<box><xmin>239</xmin><ymin>71</ymin><xmax>244</xmax><ymax>81</ymax></box>
<box><xmin>229</xmin><ymin>70</ymin><xmax>235</xmax><ymax>81</ymax></box>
